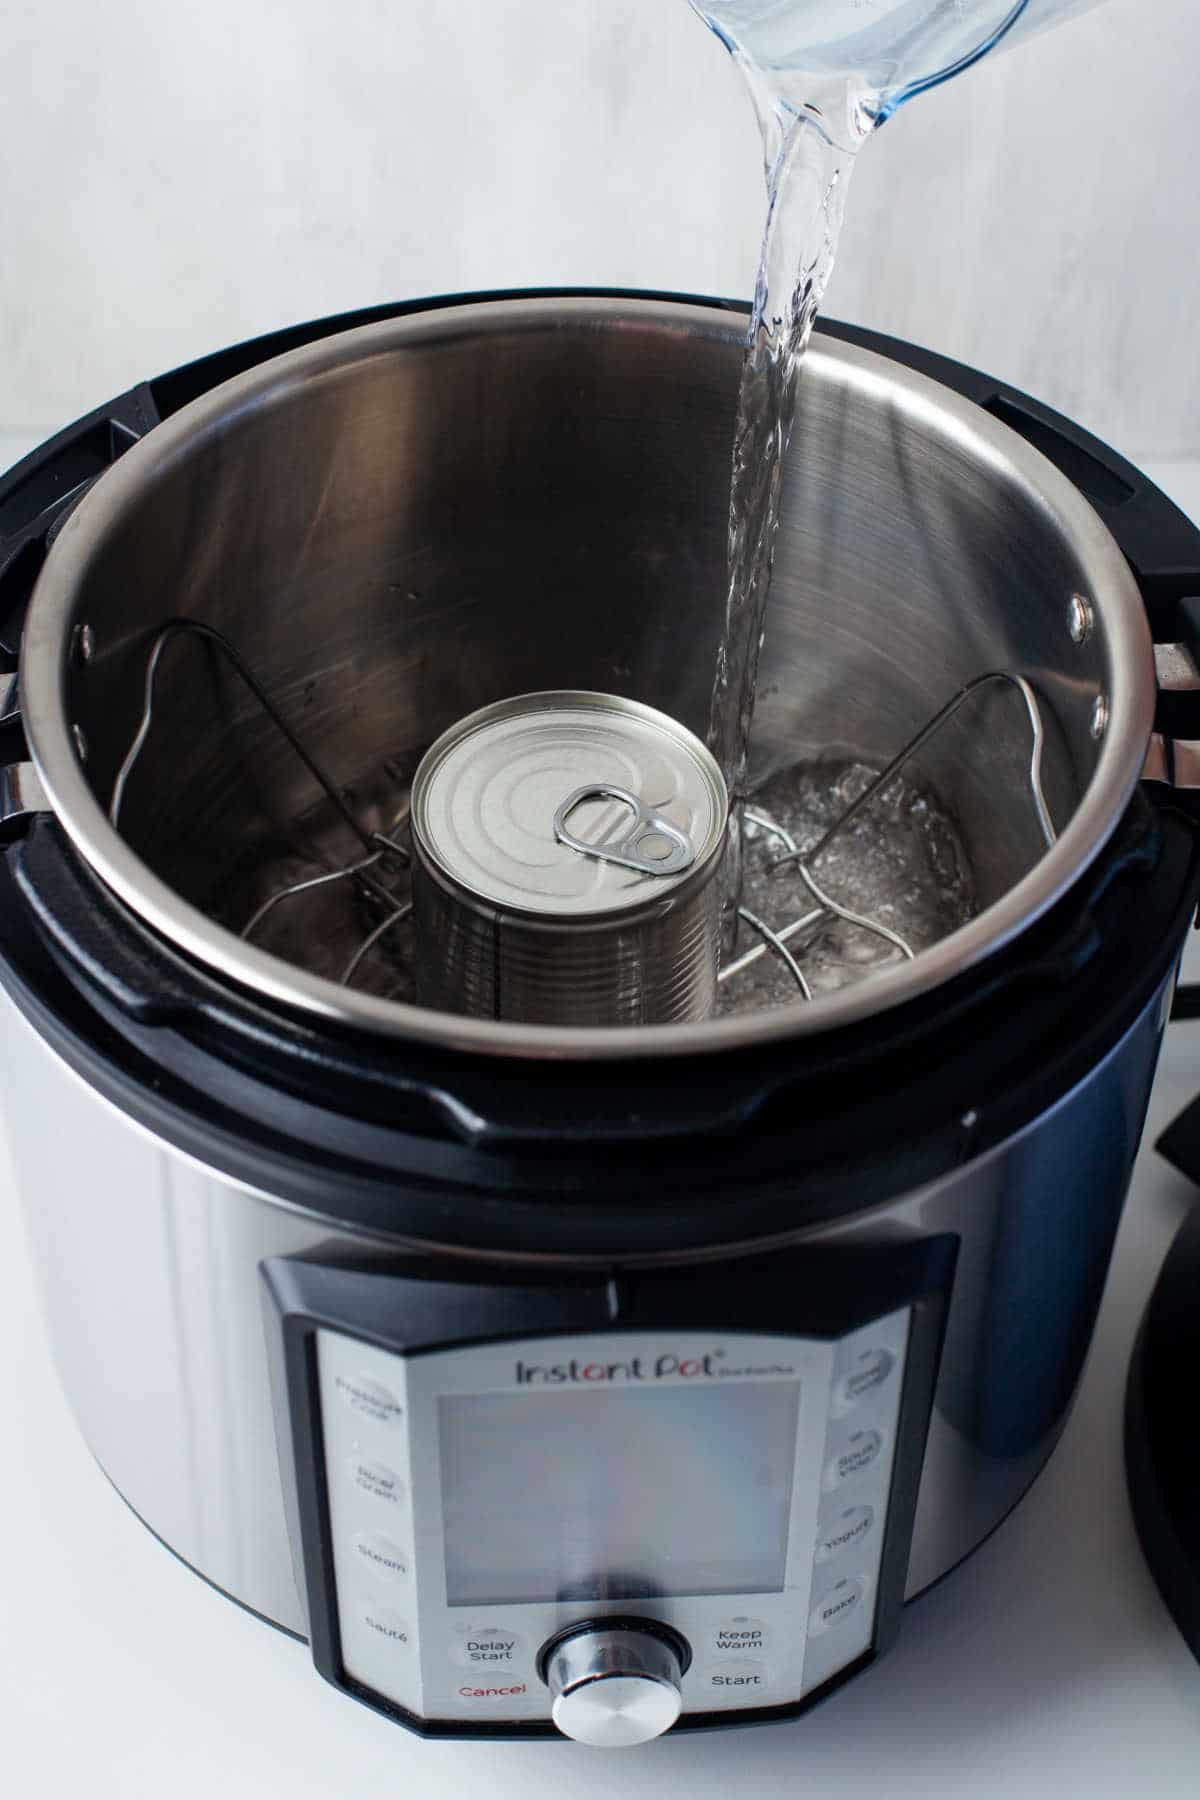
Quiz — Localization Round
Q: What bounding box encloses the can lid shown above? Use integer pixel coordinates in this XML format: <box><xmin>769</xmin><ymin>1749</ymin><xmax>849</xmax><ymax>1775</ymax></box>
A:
<box><xmin>412</xmin><ymin>692</ymin><xmax>728</xmax><ymax>918</ymax></box>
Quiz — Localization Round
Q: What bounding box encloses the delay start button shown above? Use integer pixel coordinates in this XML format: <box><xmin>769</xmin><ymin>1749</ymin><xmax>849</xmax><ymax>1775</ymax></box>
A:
<box><xmin>712</xmin><ymin>1617</ymin><xmax>770</xmax><ymax>1658</ymax></box>
<box><xmin>454</xmin><ymin>1626</ymin><xmax>525</xmax><ymax>1669</ymax></box>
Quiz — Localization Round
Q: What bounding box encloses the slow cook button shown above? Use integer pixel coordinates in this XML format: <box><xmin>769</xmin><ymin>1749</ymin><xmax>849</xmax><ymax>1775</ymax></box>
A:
<box><xmin>336</xmin><ymin>1372</ymin><xmax>403</xmax><ymax>1426</ymax></box>
<box><xmin>823</xmin><ymin>1430</ymin><xmax>884</xmax><ymax>1490</ymax></box>
<box><xmin>832</xmin><ymin>1350</ymin><xmax>895</xmax><ymax>1416</ymax></box>
<box><xmin>360</xmin><ymin>1603</ymin><xmax>414</xmax><ymax>1648</ymax></box>
<box><xmin>815</xmin><ymin>1505</ymin><xmax>875</xmax><ymax>1564</ymax></box>
<box><xmin>353</xmin><ymin>1531</ymin><xmax>409</xmax><ymax>1581</ymax></box>
<box><xmin>350</xmin><ymin>1456</ymin><xmax>406</xmax><ymax>1508</ymax></box>
<box><xmin>712</xmin><ymin>1617</ymin><xmax>770</xmax><ymax>1658</ymax></box>
<box><xmin>706</xmin><ymin>1661</ymin><xmax>769</xmax><ymax>1693</ymax></box>
<box><xmin>808</xmin><ymin>1577</ymin><xmax>867</xmax><ymax>1637</ymax></box>
<box><xmin>454</xmin><ymin>1626</ymin><xmax>525</xmax><ymax>1669</ymax></box>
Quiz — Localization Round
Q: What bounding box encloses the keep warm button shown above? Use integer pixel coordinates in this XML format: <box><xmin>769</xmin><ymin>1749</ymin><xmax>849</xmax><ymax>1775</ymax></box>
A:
<box><xmin>712</xmin><ymin>1617</ymin><xmax>770</xmax><ymax>1658</ymax></box>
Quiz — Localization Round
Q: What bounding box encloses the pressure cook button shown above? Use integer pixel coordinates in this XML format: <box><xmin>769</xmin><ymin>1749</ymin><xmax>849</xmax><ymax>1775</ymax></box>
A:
<box><xmin>336</xmin><ymin>1372</ymin><xmax>403</xmax><ymax>1426</ymax></box>
<box><xmin>360</xmin><ymin>1603</ymin><xmax>413</xmax><ymax>1648</ymax></box>
<box><xmin>712</xmin><ymin>1617</ymin><xmax>770</xmax><ymax>1657</ymax></box>
<box><xmin>350</xmin><ymin>1456</ymin><xmax>406</xmax><ymax>1507</ymax></box>
<box><xmin>353</xmin><ymin>1531</ymin><xmax>409</xmax><ymax>1581</ymax></box>
<box><xmin>808</xmin><ymin>1577</ymin><xmax>866</xmax><ymax>1636</ymax></box>
<box><xmin>815</xmin><ymin>1505</ymin><xmax>876</xmax><ymax>1563</ymax></box>
<box><xmin>707</xmin><ymin>1660</ymin><xmax>769</xmax><ymax>1692</ymax></box>
<box><xmin>823</xmin><ymin>1429</ymin><xmax>885</xmax><ymax>1490</ymax></box>
<box><xmin>832</xmin><ymin>1350</ymin><xmax>895</xmax><ymax>1416</ymax></box>
<box><xmin>454</xmin><ymin>1626</ymin><xmax>525</xmax><ymax>1668</ymax></box>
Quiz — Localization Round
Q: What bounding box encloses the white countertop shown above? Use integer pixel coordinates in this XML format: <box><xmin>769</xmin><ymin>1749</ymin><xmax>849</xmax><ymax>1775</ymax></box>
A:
<box><xmin>2</xmin><ymin>461</ymin><xmax>1200</xmax><ymax>1796</ymax></box>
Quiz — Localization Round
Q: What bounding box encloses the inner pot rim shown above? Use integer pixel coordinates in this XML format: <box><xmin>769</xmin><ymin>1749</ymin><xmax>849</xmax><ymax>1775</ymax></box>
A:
<box><xmin>17</xmin><ymin>295</ymin><xmax>1157</xmax><ymax>1062</ymax></box>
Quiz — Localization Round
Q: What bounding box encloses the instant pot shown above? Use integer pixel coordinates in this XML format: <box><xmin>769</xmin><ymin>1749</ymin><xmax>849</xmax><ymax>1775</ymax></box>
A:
<box><xmin>3</xmin><ymin>291</ymin><xmax>1200</xmax><ymax>1746</ymax></box>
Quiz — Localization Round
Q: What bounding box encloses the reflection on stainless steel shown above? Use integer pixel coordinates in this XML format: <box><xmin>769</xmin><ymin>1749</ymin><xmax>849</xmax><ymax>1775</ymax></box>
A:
<box><xmin>1</xmin><ymin>976</ymin><xmax>1169</xmax><ymax>1629</ymax></box>
<box><xmin>20</xmin><ymin>300</ymin><xmax>1154</xmax><ymax>1057</ymax></box>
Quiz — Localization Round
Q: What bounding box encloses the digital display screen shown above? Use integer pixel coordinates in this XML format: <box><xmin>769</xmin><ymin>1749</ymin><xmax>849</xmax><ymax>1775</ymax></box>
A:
<box><xmin>438</xmin><ymin>1381</ymin><xmax>801</xmax><ymax>1607</ymax></box>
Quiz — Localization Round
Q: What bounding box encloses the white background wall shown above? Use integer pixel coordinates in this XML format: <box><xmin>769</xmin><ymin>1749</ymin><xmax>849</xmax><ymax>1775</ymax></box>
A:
<box><xmin>0</xmin><ymin>0</ymin><xmax>1197</xmax><ymax>466</ymax></box>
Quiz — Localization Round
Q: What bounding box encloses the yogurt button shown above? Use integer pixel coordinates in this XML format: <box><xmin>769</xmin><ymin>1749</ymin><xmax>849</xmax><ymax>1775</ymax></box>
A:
<box><xmin>823</xmin><ymin>1430</ymin><xmax>884</xmax><ymax>1490</ymax></box>
<box><xmin>808</xmin><ymin>1577</ymin><xmax>866</xmax><ymax>1636</ymax></box>
<box><xmin>353</xmin><ymin>1531</ymin><xmax>409</xmax><ymax>1581</ymax></box>
<box><xmin>815</xmin><ymin>1505</ymin><xmax>875</xmax><ymax>1563</ymax></box>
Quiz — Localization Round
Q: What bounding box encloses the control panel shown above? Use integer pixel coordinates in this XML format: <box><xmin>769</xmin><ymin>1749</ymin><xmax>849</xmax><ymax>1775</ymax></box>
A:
<box><xmin>313</xmin><ymin>1312</ymin><xmax>910</xmax><ymax>1733</ymax></box>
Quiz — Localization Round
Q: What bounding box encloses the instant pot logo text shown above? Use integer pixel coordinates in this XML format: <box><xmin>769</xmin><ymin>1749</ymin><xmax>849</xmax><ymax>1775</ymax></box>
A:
<box><xmin>514</xmin><ymin>1350</ymin><xmax>796</xmax><ymax>1384</ymax></box>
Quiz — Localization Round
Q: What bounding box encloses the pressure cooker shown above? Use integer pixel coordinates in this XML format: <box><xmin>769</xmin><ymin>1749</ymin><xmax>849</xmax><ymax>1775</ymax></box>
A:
<box><xmin>2</xmin><ymin>290</ymin><xmax>1200</xmax><ymax>1746</ymax></box>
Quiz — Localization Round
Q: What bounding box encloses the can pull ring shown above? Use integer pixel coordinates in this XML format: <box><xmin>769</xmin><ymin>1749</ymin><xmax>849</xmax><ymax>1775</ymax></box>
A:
<box><xmin>554</xmin><ymin>784</ymin><xmax>696</xmax><ymax>877</ymax></box>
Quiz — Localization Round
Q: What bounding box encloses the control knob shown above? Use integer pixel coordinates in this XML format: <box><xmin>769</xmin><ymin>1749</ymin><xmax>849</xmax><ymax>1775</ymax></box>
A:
<box><xmin>541</xmin><ymin>1622</ymin><xmax>688</xmax><ymax>1748</ymax></box>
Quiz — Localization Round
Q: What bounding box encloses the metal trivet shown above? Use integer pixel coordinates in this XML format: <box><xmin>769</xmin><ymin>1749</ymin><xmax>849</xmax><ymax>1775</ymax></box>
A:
<box><xmin>108</xmin><ymin>620</ymin><xmax>1056</xmax><ymax>1007</ymax></box>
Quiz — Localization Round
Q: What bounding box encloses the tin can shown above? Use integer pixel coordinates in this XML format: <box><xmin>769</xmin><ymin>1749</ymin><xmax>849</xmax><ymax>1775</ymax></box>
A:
<box><xmin>410</xmin><ymin>691</ymin><xmax>728</xmax><ymax>1026</ymax></box>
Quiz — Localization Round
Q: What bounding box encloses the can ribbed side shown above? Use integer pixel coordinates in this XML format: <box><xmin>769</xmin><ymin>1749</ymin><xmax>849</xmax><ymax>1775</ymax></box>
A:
<box><xmin>413</xmin><ymin>858</ymin><xmax>722</xmax><ymax>1026</ymax></box>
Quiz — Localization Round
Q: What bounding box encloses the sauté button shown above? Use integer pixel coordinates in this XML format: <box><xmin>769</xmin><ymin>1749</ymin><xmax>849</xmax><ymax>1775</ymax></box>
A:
<box><xmin>815</xmin><ymin>1505</ymin><xmax>875</xmax><ymax>1563</ymax></box>
<box><xmin>360</xmin><ymin>1603</ymin><xmax>413</xmax><ymax>1648</ymax></box>
<box><xmin>454</xmin><ymin>1626</ymin><xmax>525</xmax><ymax>1669</ymax></box>
<box><xmin>336</xmin><ymin>1372</ymin><xmax>403</xmax><ymax>1425</ymax></box>
<box><xmin>353</xmin><ymin>1531</ymin><xmax>409</xmax><ymax>1581</ymax></box>
<box><xmin>707</xmin><ymin>1660</ymin><xmax>769</xmax><ymax>1691</ymax></box>
<box><xmin>832</xmin><ymin>1350</ymin><xmax>895</xmax><ymax>1416</ymax></box>
<box><xmin>712</xmin><ymin>1617</ymin><xmax>770</xmax><ymax>1658</ymax></box>
<box><xmin>350</xmin><ymin>1456</ymin><xmax>405</xmax><ymax>1507</ymax></box>
<box><xmin>823</xmin><ymin>1429</ymin><xmax>884</xmax><ymax>1489</ymax></box>
<box><xmin>808</xmin><ymin>1577</ymin><xmax>866</xmax><ymax>1636</ymax></box>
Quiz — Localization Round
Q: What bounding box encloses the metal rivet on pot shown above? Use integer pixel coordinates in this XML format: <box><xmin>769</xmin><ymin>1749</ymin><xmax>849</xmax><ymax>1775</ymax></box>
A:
<box><xmin>1090</xmin><ymin>694</ymin><xmax>1109</xmax><ymax>740</ymax></box>
<box><xmin>72</xmin><ymin>622</ymin><xmax>95</xmax><ymax>665</ymax></box>
<box><xmin>1068</xmin><ymin>594</ymin><xmax>1094</xmax><ymax>645</ymax></box>
<box><xmin>72</xmin><ymin>723</ymin><xmax>88</xmax><ymax>763</ymax></box>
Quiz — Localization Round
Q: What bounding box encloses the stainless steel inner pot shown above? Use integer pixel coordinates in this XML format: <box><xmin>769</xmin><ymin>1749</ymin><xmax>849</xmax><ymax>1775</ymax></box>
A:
<box><xmin>17</xmin><ymin>296</ymin><xmax>1155</xmax><ymax>1058</ymax></box>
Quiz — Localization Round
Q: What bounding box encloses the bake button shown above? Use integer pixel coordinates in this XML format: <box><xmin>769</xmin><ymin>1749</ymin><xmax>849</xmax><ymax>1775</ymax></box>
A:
<box><xmin>823</xmin><ymin>1429</ymin><xmax>884</xmax><ymax>1489</ymax></box>
<box><xmin>336</xmin><ymin>1372</ymin><xmax>403</xmax><ymax>1425</ymax></box>
<box><xmin>360</xmin><ymin>1602</ymin><xmax>414</xmax><ymax>1648</ymax></box>
<box><xmin>815</xmin><ymin>1504</ymin><xmax>875</xmax><ymax>1563</ymax></box>
<box><xmin>712</xmin><ymin>1617</ymin><xmax>770</xmax><ymax>1658</ymax></box>
<box><xmin>350</xmin><ymin>1456</ymin><xmax>406</xmax><ymax>1508</ymax></box>
<box><xmin>706</xmin><ymin>1660</ymin><xmax>769</xmax><ymax>1692</ymax></box>
<box><xmin>353</xmin><ymin>1531</ymin><xmax>409</xmax><ymax>1581</ymax></box>
<box><xmin>808</xmin><ymin>1577</ymin><xmax>866</xmax><ymax>1637</ymax></box>
<box><xmin>832</xmin><ymin>1350</ymin><xmax>895</xmax><ymax>1416</ymax></box>
<box><xmin>454</xmin><ymin>1626</ymin><xmax>525</xmax><ymax>1669</ymax></box>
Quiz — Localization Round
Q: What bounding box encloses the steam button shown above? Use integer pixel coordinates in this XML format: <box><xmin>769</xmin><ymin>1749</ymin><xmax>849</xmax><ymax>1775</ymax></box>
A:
<box><xmin>353</xmin><ymin>1531</ymin><xmax>409</xmax><ymax>1581</ymax></box>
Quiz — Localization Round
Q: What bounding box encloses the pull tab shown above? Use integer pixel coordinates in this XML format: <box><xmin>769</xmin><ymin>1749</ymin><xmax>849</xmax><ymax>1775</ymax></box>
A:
<box><xmin>554</xmin><ymin>784</ymin><xmax>695</xmax><ymax>877</ymax></box>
